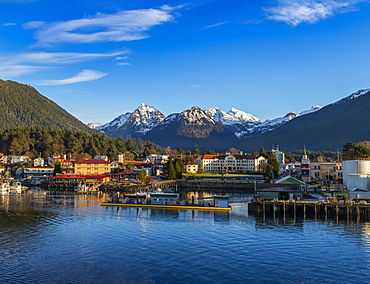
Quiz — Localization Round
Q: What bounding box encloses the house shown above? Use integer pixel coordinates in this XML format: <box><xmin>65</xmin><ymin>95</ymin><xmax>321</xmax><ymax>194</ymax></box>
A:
<box><xmin>145</xmin><ymin>154</ymin><xmax>169</xmax><ymax>164</ymax></box>
<box><xmin>0</xmin><ymin>155</ymin><xmax>8</xmax><ymax>163</ymax></box>
<box><xmin>10</xmin><ymin>155</ymin><xmax>28</xmax><ymax>164</ymax></box>
<box><xmin>183</xmin><ymin>162</ymin><xmax>198</xmax><ymax>173</ymax></box>
<box><xmin>74</xmin><ymin>159</ymin><xmax>111</xmax><ymax>175</ymax></box>
<box><xmin>33</xmin><ymin>158</ymin><xmax>45</xmax><ymax>167</ymax></box>
<box><xmin>111</xmin><ymin>161</ymin><xmax>120</xmax><ymax>172</ymax></box>
<box><xmin>94</xmin><ymin>155</ymin><xmax>109</xmax><ymax>161</ymax></box>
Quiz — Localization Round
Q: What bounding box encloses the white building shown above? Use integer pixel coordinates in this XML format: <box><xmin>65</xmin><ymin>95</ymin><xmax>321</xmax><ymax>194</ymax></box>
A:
<box><xmin>33</xmin><ymin>158</ymin><xmax>45</xmax><ymax>167</ymax></box>
<box><xmin>310</xmin><ymin>162</ymin><xmax>343</xmax><ymax>180</ymax></box>
<box><xmin>10</xmin><ymin>155</ymin><xmax>28</xmax><ymax>164</ymax></box>
<box><xmin>343</xmin><ymin>160</ymin><xmax>370</xmax><ymax>191</ymax></box>
<box><xmin>272</xmin><ymin>148</ymin><xmax>285</xmax><ymax>165</ymax></box>
<box><xmin>194</xmin><ymin>154</ymin><xmax>266</xmax><ymax>172</ymax></box>
<box><xmin>94</xmin><ymin>155</ymin><xmax>109</xmax><ymax>161</ymax></box>
<box><xmin>23</xmin><ymin>167</ymin><xmax>54</xmax><ymax>178</ymax></box>
<box><xmin>145</xmin><ymin>154</ymin><xmax>169</xmax><ymax>164</ymax></box>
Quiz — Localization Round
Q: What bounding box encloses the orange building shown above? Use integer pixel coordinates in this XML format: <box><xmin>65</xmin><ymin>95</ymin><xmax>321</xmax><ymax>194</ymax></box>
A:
<box><xmin>74</xmin><ymin>159</ymin><xmax>111</xmax><ymax>175</ymax></box>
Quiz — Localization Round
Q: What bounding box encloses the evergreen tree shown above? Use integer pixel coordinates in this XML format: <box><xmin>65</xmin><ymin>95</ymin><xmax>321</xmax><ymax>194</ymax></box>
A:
<box><xmin>138</xmin><ymin>169</ymin><xmax>148</xmax><ymax>183</ymax></box>
<box><xmin>126</xmin><ymin>163</ymin><xmax>134</xmax><ymax>170</ymax></box>
<box><xmin>167</xmin><ymin>160</ymin><xmax>176</xmax><ymax>180</ymax></box>
<box><xmin>192</xmin><ymin>144</ymin><xmax>201</xmax><ymax>155</ymax></box>
<box><xmin>174</xmin><ymin>157</ymin><xmax>183</xmax><ymax>179</ymax></box>
<box><xmin>53</xmin><ymin>161</ymin><xmax>62</xmax><ymax>176</ymax></box>
<box><xmin>259</xmin><ymin>147</ymin><xmax>268</xmax><ymax>158</ymax></box>
<box><xmin>177</xmin><ymin>146</ymin><xmax>185</xmax><ymax>157</ymax></box>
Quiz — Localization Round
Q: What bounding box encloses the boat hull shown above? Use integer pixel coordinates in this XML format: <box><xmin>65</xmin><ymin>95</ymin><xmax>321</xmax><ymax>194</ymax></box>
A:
<box><xmin>100</xmin><ymin>202</ymin><xmax>232</xmax><ymax>212</ymax></box>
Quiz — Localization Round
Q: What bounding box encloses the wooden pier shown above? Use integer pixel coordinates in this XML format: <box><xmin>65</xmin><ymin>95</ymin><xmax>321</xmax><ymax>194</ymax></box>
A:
<box><xmin>249</xmin><ymin>200</ymin><xmax>370</xmax><ymax>221</ymax></box>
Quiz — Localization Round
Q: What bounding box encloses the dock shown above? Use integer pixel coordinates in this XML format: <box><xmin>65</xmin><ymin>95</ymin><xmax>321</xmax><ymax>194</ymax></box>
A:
<box><xmin>249</xmin><ymin>200</ymin><xmax>370</xmax><ymax>221</ymax></box>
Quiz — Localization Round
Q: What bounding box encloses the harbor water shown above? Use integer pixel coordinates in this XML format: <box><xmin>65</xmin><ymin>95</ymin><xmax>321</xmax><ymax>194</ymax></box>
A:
<box><xmin>1</xmin><ymin>190</ymin><xmax>370</xmax><ymax>283</ymax></box>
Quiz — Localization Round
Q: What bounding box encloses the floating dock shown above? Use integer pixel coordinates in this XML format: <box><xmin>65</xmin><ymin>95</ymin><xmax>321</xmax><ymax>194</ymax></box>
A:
<box><xmin>100</xmin><ymin>202</ymin><xmax>232</xmax><ymax>212</ymax></box>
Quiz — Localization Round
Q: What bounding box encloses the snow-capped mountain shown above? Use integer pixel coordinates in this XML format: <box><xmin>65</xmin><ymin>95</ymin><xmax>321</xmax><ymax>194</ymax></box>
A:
<box><xmin>97</xmin><ymin>103</ymin><xmax>165</xmax><ymax>138</ymax></box>
<box><xmin>143</xmin><ymin>106</ymin><xmax>237</xmax><ymax>149</ymax></box>
<box><xmin>96</xmin><ymin>103</ymin><xmax>322</xmax><ymax>144</ymax></box>
<box><xmin>205</xmin><ymin>107</ymin><xmax>260</xmax><ymax>125</ymax></box>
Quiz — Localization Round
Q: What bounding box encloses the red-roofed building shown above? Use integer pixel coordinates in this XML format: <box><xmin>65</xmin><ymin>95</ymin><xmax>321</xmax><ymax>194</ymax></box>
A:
<box><xmin>74</xmin><ymin>159</ymin><xmax>111</xmax><ymax>175</ymax></box>
<box><xmin>195</xmin><ymin>154</ymin><xmax>266</xmax><ymax>173</ymax></box>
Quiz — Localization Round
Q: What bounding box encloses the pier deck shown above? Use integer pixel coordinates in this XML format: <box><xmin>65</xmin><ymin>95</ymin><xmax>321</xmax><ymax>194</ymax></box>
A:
<box><xmin>249</xmin><ymin>200</ymin><xmax>370</xmax><ymax>221</ymax></box>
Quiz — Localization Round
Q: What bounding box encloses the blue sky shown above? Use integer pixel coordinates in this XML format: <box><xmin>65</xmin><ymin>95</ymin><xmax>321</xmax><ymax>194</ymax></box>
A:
<box><xmin>1</xmin><ymin>0</ymin><xmax>370</xmax><ymax>124</ymax></box>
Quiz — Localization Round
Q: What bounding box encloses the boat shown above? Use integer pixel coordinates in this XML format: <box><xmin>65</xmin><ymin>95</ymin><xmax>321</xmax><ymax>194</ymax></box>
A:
<box><xmin>0</xmin><ymin>182</ymin><xmax>10</xmax><ymax>194</ymax></box>
<box><xmin>9</xmin><ymin>181</ymin><xmax>27</xmax><ymax>194</ymax></box>
<box><xmin>101</xmin><ymin>192</ymin><xmax>232</xmax><ymax>212</ymax></box>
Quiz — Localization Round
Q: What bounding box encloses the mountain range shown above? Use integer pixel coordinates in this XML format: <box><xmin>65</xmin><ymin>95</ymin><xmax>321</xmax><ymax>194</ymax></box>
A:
<box><xmin>94</xmin><ymin>101</ymin><xmax>322</xmax><ymax>150</ymax></box>
<box><xmin>1</xmin><ymin>78</ymin><xmax>368</xmax><ymax>153</ymax></box>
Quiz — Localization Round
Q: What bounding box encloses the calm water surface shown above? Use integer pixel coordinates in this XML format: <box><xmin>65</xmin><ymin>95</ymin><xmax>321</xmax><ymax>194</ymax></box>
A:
<box><xmin>1</xmin><ymin>191</ymin><xmax>370</xmax><ymax>283</ymax></box>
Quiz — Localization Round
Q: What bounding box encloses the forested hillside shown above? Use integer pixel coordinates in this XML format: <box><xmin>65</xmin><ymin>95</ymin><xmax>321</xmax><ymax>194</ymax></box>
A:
<box><xmin>0</xmin><ymin>80</ymin><xmax>94</xmax><ymax>133</ymax></box>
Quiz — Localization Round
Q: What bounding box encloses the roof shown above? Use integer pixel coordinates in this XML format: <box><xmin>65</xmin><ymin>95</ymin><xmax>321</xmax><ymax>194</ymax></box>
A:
<box><xmin>75</xmin><ymin>159</ymin><xmax>110</xmax><ymax>165</ymax></box>
<box><xmin>274</xmin><ymin>175</ymin><xmax>307</xmax><ymax>185</ymax></box>
<box><xmin>49</xmin><ymin>174</ymin><xmax>110</xmax><ymax>179</ymax></box>
<box><xmin>117</xmin><ymin>170</ymin><xmax>139</xmax><ymax>175</ymax></box>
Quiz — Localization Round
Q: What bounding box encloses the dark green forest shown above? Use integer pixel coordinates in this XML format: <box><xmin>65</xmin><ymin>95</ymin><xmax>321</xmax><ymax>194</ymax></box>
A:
<box><xmin>0</xmin><ymin>128</ymin><xmax>165</xmax><ymax>161</ymax></box>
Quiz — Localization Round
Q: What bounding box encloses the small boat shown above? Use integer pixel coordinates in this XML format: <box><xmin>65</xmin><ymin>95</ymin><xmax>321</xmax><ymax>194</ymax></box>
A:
<box><xmin>101</xmin><ymin>192</ymin><xmax>232</xmax><ymax>212</ymax></box>
<box><xmin>0</xmin><ymin>182</ymin><xmax>10</xmax><ymax>194</ymax></box>
<box><xmin>9</xmin><ymin>181</ymin><xmax>27</xmax><ymax>194</ymax></box>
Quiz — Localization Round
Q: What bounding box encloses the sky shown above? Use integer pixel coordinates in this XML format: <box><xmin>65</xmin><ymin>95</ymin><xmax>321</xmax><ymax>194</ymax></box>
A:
<box><xmin>1</xmin><ymin>0</ymin><xmax>370</xmax><ymax>125</ymax></box>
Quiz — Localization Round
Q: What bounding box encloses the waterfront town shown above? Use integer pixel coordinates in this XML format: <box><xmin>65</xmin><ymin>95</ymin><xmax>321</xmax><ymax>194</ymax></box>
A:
<box><xmin>2</xmin><ymin>147</ymin><xmax>370</xmax><ymax>205</ymax></box>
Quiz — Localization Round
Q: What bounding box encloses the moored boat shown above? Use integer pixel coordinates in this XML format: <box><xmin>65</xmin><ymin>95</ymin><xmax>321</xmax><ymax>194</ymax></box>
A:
<box><xmin>0</xmin><ymin>182</ymin><xmax>10</xmax><ymax>194</ymax></box>
<box><xmin>101</xmin><ymin>192</ymin><xmax>232</xmax><ymax>212</ymax></box>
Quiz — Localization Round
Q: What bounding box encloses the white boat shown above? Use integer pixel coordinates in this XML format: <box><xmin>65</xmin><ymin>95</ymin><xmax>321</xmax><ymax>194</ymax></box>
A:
<box><xmin>9</xmin><ymin>181</ymin><xmax>26</xmax><ymax>194</ymax></box>
<box><xmin>0</xmin><ymin>182</ymin><xmax>10</xmax><ymax>194</ymax></box>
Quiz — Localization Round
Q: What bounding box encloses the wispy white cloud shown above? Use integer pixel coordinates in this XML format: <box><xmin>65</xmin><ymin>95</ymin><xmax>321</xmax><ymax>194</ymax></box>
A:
<box><xmin>22</xmin><ymin>21</ymin><xmax>46</xmax><ymax>29</ymax></box>
<box><xmin>190</xmin><ymin>84</ymin><xmax>200</xmax><ymax>88</ymax></box>
<box><xmin>1</xmin><ymin>23</ymin><xmax>17</xmax><ymax>26</ymax></box>
<box><xmin>29</xmin><ymin>5</ymin><xmax>180</xmax><ymax>46</ymax></box>
<box><xmin>198</xmin><ymin>22</ymin><xmax>227</xmax><ymax>30</ymax></box>
<box><xmin>0</xmin><ymin>50</ymin><xmax>126</xmax><ymax>78</ymax></box>
<box><xmin>0</xmin><ymin>65</ymin><xmax>46</xmax><ymax>78</ymax></box>
<box><xmin>37</xmin><ymin>69</ymin><xmax>108</xmax><ymax>85</ymax></box>
<box><xmin>117</xmin><ymin>62</ymin><xmax>130</xmax><ymax>66</ymax></box>
<box><xmin>264</xmin><ymin>0</ymin><xmax>364</xmax><ymax>26</ymax></box>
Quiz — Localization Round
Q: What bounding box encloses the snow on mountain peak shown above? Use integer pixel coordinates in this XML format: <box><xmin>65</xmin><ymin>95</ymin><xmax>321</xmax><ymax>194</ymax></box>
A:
<box><xmin>299</xmin><ymin>105</ymin><xmax>322</xmax><ymax>116</ymax></box>
<box><xmin>205</xmin><ymin>107</ymin><xmax>260</xmax><ymax>125</ymax></box>
<box><xmin>131</xmin><ymin>103</ymin><xmax>165</xmax><ymax>125</ymax></box>
<box><xmin>182</xmin><ymin>106</ymin><xmax>215</xmax><ymax>125</ymax></box>
<box><xmin>335</xmin><ymin>88</ymin><xmax>370</xmax><ymax>104</ymax></box>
